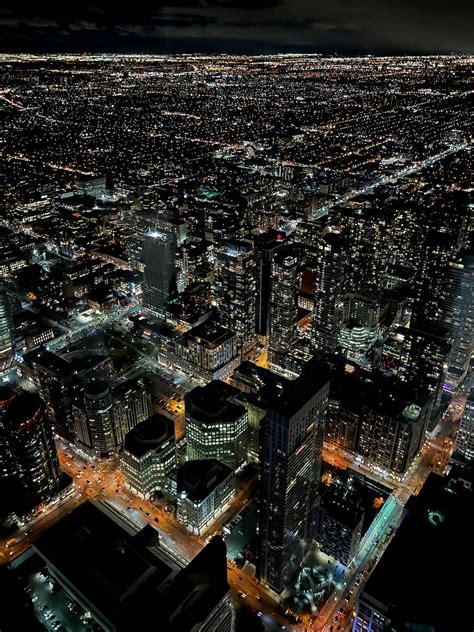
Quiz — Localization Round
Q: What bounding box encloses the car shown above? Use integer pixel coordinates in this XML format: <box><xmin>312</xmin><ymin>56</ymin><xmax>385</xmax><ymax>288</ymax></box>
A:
<box><xmin>145</xmin><ymin>512</ymin><xmax>150</xmax><ymax>517</ymax></box>
<box><xmin>238</xmin><ymin>592</ymin><xmax>246</xmax><ymax>599</ymax></box>
<box><xmin>256</xmin><ymin>594</ymin><xmax>262</xmax><ymax>601</ymax></box>
<box><xmin>154</xmin><ymin>517</ymin><xmax>159</xmax><ymax>523</ymax></box>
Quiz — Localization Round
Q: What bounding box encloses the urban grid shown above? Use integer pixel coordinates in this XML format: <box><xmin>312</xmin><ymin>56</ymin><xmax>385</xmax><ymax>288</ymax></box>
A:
<box><xmin>0</xmin><ymin>52</ymin><xmax>473</xmax><ymax>632</ymax></box>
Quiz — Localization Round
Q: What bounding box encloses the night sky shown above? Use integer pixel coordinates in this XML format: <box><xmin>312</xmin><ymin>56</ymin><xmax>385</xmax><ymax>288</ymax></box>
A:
<box><xmin>0</xmin><ymin>0</ymin><xmax>472</xmax><ymax>55</ymax></box>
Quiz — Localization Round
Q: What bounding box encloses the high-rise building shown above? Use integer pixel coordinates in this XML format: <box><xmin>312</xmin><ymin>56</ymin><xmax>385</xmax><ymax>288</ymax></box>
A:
<box><xmin>0</xmin><ymin>282</ymin><xmax>14</xmax><ymax>369</ymax></box>
<box><xmin>325</xmin><ymin>363</ymin><xmax>431</xmax><ymax>476</ymax></box>
<box><xmin>185</xmin><ymin>380</ymin><xmax>248</xmax><ymax>470</ymax></box>
<box><xmin>172</xmin><ymin>319</ymin><xmax>239</xmax><ymax>382</ymax></box>
<box><xmin>0</xmin><ymin>384</ymin><xmax>16</xmax><ymax>479</ymax></box>
<box><xmin>314</xmin><ymin>478</ymin><xmax>365</xmax><ymax>566</ymax></box>
<box><xmin>120</xmin><ymin>414</ymin><xmax>177</xmax><ymax>498</ymax></box>
<box><xmin>268</xmin><ymin>250</ymin><xmax>299</xmax><ymax>372</ymax></box>
<box><xmin>254</xmin><ymin>231</ymin><xmax>285</xmax><ymax>339</ymax></box>
<box><xmin>311</xmin><ymin>233</ymin><xmax>347</xmax><ymax>354</ymax></box>
<box><xmin>439</xmin><ymin>249</ymin><xmax>474</xmax><ymax>389</ymax></box>
<box><xmin>258</xmin><ymin>360</ymin><xmax>329</xmax><ymax>593</ymax></box>
<box><xmin>339</xmin><ymin>293</ymin><xmax>380</xmax><ymax>366</ymax></box>
<box><xmin>411</xmin><ymin>230</ymin><xmax>452</xmax><ymax>328</ymax></box>
<box><xmin>3</xmin><ymin>392</ymin><xmax>61</xmax><ymax>508</ymax></box>
<box><xmin>177</xmin><ymin>459</ymin><xmax>235</xmax><ymax>535</ymax></box>
<box><xmin>73</xmin><ymin>378</ymin><xmax>152</xmax><ymax>459</ymax></box>
<box><xmin>455</xmin><ymin>389</ymin><xmax>474</xmax><ymax>462</ymax></box>
<box><xmin>215</xmin><ymin>240</ymin><xmax>257</xmax><ymax>358</ymax></box>
<box><xmin>142</xmin><ymin>229</ymin><xmax>178</xmax><ymax>319</ymax></box>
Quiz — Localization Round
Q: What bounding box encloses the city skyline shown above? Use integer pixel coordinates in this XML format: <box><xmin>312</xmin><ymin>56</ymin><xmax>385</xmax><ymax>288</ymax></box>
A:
<box><xmin>0</xmin><ymin>50</ymin><xmax>472</xmax><ymax>632</ymax></box>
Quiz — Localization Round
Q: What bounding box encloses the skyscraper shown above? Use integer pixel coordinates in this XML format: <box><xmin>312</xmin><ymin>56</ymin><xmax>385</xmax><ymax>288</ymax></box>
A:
<box><xmin>439</xmin><ymin>249</ymin><xmax>474</xmax><ymax>389</ymax></box>
<box><xmin>0</xmin><ymin>282</ymin><xmax>14</xmax><ymax>369</ymax></box>
<box><xmin>268</xmin><ymin>250</ymin><xmax>299</xmax><ymax>371</ymax></box>
<box><xmin>258</xmin><ymin>361</ymin><xmax>329</xmax><ymax>593</ymax></box>
<box><xmin>215</xmin><ymin>239</ymin><xmax>257</xmax><ymax>358</ymax></box>
<box><xmin>142</xmin><ymin>229</ymin><xmax>178</xmax><ymax>319</ymax></box>
<box><xmin>254</xmin><ymin>231</ymin><xmax>285</xmax><ymax>339</ymax></box>
<box><xmin>311</xmin><ymin>232</ymin><xmax>347</xmax><ymax>354</ymax></box>
<box><xmin>3</xmin><ymin>392</ymin><xmax>61</xmax><ymax>507</ymax></box>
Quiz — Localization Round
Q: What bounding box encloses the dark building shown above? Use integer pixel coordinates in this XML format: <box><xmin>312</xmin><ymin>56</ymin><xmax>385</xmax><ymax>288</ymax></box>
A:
<box><xmin>353</xmin><ymin>466</ymin><xmax>474</xmax><ymax>632</ymax></box>
<box><xmin>142</xmin><ymin>228</ymin><xmax>178</xmax><ymax>319</ymax></box>
<box><xmin>0</xmin><ymin>384</ymin><xmax>16</xmax><ymax>479</ymax></box>
<box><xmin>314</xmin><ymin>478</ymin><xmax>365</xmax><ymax>566</ymax></box>
<box><xmin>33</xmin><ymin>501</ymin><xmax>232</xmax><ymax>632</ymax></box>
<box><xmin>258</xmin><ymin>359</ymin><xmax>329</xmax><ymax>593</ymax></box>
<box><xmin>326</xmin><ymin>364</ymin><xmax>431</xmax><ymax>476</ymax></box>
<box><xmin>254</xmin><ymin>231</ymin><xmax>285</xmax><ymax>338</ymax></box>
<box><xmin>3</xmin><ymin>392</ymin><xmax>61</xmax><ymax>508</ymax></box>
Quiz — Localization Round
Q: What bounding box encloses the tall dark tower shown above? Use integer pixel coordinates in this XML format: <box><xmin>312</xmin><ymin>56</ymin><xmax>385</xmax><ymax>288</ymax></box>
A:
<box><xmin>0</xmin><ymin>385</ymin><xmax>16</xmax><ymax>479</ymax></box>
<box><xmin>311</xmin><ymin>232</ymin><xmax>347</xmax><ymax>354</ymax></box>
<box><xmin>3</xmin><ymin>393</ymin><xmax>61</xmax><ymax>507</ymax></box>
<box><xmin>142</xmin><ymin>228</ymin><xmax>178</xmax><ymax>319</ymax></box>
<box><xmin>255</xmin><ymin>231</ymin><xmax>284</xmax><ymax>339</ymax></box>
<box><xmin>258</xmin><ymin>363</ymin><xmax>329</xmax><ymax>593</ymax></box>
<box><xmin>0</xmin><ymin>283</ymin><xmax>14</xmax><ymax>369</ymax></box>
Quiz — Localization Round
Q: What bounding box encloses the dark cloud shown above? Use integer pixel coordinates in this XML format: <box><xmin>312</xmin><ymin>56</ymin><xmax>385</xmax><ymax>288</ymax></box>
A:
<box><xmin>0</xmin><ymin>0</ymin><xmax>472</xmax><ymax>54</ymax></box>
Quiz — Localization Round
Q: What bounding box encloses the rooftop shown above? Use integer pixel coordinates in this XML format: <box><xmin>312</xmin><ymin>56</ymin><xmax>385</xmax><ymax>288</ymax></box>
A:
<box><xmin>177</xmin><ymin>459</ymin><xmax>234</xmax><ymax>504</ymax></box>
<box><xmin>123</xmin><ymin>414</ymin><xmax>175</xmax><ymax>458</ymax></box>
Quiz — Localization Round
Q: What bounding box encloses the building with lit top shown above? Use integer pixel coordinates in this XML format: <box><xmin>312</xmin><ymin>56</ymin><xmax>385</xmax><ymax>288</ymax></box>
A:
<box><xmin>268</xmin><ymin>249</ymin><xmax>299</xmax><ymax>372</ymax></box>
<box><xmin>172</xmin><ymin>319</ymin><xmax>239</xmax><ymax>382</ymax></box>
<box><xmin>215</xmin><ymin>239</ymin><xmax>257</xmax><ymax>358</ymax></box>
<box><xmin>142</xmin><ymin>228</ymin><xmax>178</xmax><ymax>319</ymax></box>
<box><xmin>177</xmin><ymin>459</ymin><xmax>235</xmax><ymax>535</ymax></box>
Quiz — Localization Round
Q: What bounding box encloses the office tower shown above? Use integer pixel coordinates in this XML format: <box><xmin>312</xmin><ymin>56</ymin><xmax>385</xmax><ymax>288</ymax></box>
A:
<box><xmin>185</xmin><ymin>380</ymin><xmax>248</xmax><ymax>470</ymax></box>
<box><xmin>258</xmin><ymin>362</ymin><xmax>329</xmax><ymax>593</ymax></box>
<box><xmin>455</xmin><ymin>389</ymin><xmax>474</xmax><ymax>461</ymax></box>
<box><xmin>268</xmin><ymin>250</ymin><xmax>299</xmax><ymax>372</ymax></box>
<box><xmin>439</xmin><ymin>249</ymin><xmax>474</xmax><ymax>389</ymax></box>
<box><xmin>0</xmin><ymin>385</ymin><xmax>16</xmax><ymax>479</ymax></box>
<box><xmin>177</xmin><ymin>459</ymin><xmax>235</xmax><ymax>534</ymax></box>
<box><xmin>173</xmin><ymin>319</ymin><xmax>239</xmax><ymax>382</ymax></box>
<box><xmin>411</xmin><ymin>230</ymin><xmax>452</xmax><ymax>328</ymax></box>
<box><xmin>254</xmin><ymin>231</ymin><xmax>285</xmax><ymax>339</ymax></box>
<box><xmin>3</xmin><ymin>393</ymin><xmax>61</xmax><ymax>507</ymax></box>
<box><xmin>0</xmin><ymin>282</ymin><xmax>14</xmax><ymax>369</ymax></box>
<box><xmin>314</xmin><ymin>479</ymin><xmax>364</xmax><ymax>566</ymax></box>
<box><xmin>142</xmin><ymin>229</ymin><xmax>178</xmax><ymax>319</ymax></box>
<box><xmin>120</xmin><ymin>414</ymin><xmax>177</xmax><ymax>499</ymax></box>
<box><xmin>215</xmin><ymin>239</ymin><xmax>257</xmax><ymax>358</ymax></box>
<box><xmin>33</xmin><ymin>501</ymin><xmax>232</xmax><ymax>632</ymax></box>
<box><xmin>311</xmin><ymin>232</ymin><xmax>347</xmax><ymax>354</ymax></box>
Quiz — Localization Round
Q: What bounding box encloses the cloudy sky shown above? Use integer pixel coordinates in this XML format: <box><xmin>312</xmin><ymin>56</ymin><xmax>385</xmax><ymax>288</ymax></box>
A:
<box><xmin>0</xmin><ymin>0</ymin><xmax>472</xmax><ymax>55</ymax></box>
